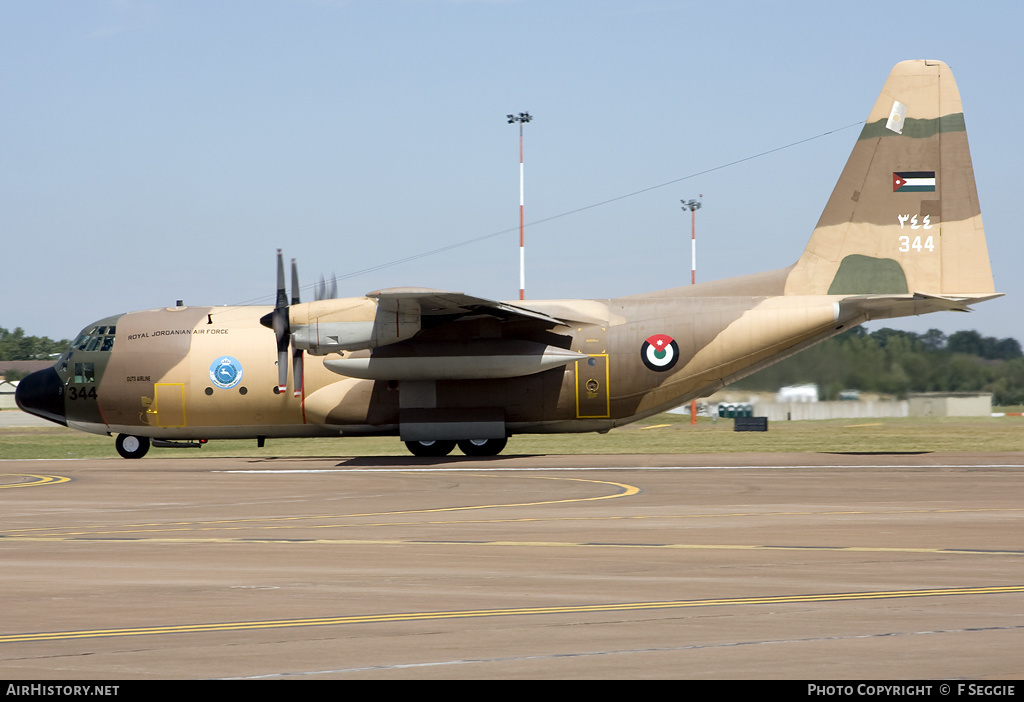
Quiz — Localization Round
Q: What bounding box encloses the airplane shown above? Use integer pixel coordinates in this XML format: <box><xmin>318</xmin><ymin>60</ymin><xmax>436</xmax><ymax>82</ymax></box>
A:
<box><xmin>16</xmin><ymin>60</ymin><xmax>999</xmax><ymax>459</ymax></box>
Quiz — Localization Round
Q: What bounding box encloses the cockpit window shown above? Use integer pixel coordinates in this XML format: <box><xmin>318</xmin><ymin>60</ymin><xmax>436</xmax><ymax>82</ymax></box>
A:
<box><xmin>72</xmin><ymin>326</ymin><xmax>115</xmax><ymax>353</ymax></box>
<box><xmin>74</xmin><ymin>363</ymin><xmax>96</xmax><ymax>383</ymax></box>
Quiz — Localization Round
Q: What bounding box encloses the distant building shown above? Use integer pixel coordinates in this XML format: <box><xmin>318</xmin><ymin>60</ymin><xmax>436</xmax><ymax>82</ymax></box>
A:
<box><xmin>1</xmin><ymin>360</ymin><xmax>53</xmax><ymax>378</ymax></box>
<box><xmin>776</xmin><ymin>384</ymin><xmax>818</xmax><ymax>403</ymax></box>
<box><xmin>752</xmin><ymin>392</ymin><xmax>993</xmax><ymax>421</ymax></box>
<box><xmin>1</xmin><ymin>361</ymin><xmax>53</xmax><ymax>409</ymax></box>
<box><xmin>907</xmin><ymin>392</ymin><xmax>992</xmax><ymax>418</ymax></box>
<box><xmin>0</xmin><ymin>379</ymin><xmax>19</xmax><ymax>410</ymax></box>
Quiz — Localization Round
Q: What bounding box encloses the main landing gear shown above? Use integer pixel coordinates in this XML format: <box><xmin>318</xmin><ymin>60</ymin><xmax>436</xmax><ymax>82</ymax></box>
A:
<box><xmin>115</xmin><ymin>434</ymin><xmax>151</xmax><ymax>459</ymax></box>
<box><xmin>457</xmin><ymin>438</ymin><xmax>508</xmax><ymax>456</ymax></box>
<box><xmin>112</xmin><ymin>435</ymin><xmax>508</xmax><ymax>459</ymax></box>
<box><xmin>403</xmin><ymin>437</ymin><xmax>508</xmax><ymax>457</ymax></box>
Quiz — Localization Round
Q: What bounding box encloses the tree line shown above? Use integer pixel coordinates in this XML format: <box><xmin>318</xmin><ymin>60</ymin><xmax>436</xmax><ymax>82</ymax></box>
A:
<box><xmin>0</xmin><ymin>327</ymin><xmax>71</xmax><ymax>368</ymax></box>
<box><xmin>733</xmin><ymin>327</ymin><xmax>1024</xmax><ymax>405</ymax></box>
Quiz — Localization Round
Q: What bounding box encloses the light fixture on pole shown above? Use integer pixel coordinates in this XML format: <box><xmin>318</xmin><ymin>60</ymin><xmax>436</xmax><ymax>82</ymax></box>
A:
<box><xmin>681</xmin><ymin>197</ymin><xmax>702</xmax><ymax>285</ymax></box>
<box><xmin>681</xmin><ymin>196</ymin><xmax>703</xmax><ymax>424</ymax></box>
<box><xmin>508</xmin><ymin>111</ymin><xmax>532</xmax><ymax>300</ymax></box>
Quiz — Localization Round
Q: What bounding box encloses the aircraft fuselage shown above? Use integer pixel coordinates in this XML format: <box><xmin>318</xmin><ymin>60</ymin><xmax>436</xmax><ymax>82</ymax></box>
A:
<box><xmin>19</xmin><ymin>276</ymin><xmax>852</xmax><ymax>447</ymax></box>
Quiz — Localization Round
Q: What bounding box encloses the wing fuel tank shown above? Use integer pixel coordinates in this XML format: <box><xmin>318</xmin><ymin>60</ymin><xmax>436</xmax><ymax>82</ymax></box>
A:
<box><xmin>323</xmin><ymin>340</ymin><xmax>587</xmax><ymax>380</ymax></box>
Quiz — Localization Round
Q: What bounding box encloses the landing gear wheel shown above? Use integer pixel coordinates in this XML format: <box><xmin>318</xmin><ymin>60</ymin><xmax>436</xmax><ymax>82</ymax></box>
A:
<box><xmin>404</xmin><ymin>440</ymin><xmax>456</xmax><ymax>457</ymax></box>
<box><xmin>457</xmin><ymin>438</ymin><xmax>508</xmax><ymax>457</ymax></box>
<box><xmin>115</xmin><ymin>434</ymin><xmax>150</xmax><ymax>459</ymax></box>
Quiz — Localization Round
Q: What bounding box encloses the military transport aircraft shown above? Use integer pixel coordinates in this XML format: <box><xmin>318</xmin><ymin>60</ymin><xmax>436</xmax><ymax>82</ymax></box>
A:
<box><xmin>17</xmin><ymin>60</ymin><xmax>999</xmax><ymax>458</ymax></box>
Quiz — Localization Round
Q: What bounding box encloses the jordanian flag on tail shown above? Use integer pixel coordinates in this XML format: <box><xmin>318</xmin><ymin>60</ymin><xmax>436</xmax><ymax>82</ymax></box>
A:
<box><xmin>893</xmin><ymin>171</ymin><xmax>936</xmax><ymax>192</ymax></box>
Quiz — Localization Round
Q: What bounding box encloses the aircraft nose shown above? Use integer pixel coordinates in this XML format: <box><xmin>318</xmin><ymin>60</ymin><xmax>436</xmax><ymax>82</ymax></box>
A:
<box><xmin>15</xmin><ymin>367</ymin><xmax>67</xmax><ymax>427</ymax></box>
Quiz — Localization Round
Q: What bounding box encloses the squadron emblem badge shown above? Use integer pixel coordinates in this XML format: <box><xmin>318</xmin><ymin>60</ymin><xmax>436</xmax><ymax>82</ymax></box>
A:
<box><xmin>209</xmin><ymin>356</ymin><xmax>243</xmax><ymax>389</ymax></box>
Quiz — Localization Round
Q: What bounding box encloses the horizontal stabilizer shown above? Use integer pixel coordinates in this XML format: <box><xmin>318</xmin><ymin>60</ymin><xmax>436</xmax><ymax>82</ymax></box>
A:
<box><xmin>839</xmin><ymin>292</ymin><xmax>1004</xmax><ymax>321</ymax></box>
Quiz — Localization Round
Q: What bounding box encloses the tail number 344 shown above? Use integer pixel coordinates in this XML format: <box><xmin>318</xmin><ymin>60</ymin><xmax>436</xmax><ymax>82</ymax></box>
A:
<box><xmin>898</xmin><ymin>235</ymin><xmax>935</xmax><ymax>253</ymax></box>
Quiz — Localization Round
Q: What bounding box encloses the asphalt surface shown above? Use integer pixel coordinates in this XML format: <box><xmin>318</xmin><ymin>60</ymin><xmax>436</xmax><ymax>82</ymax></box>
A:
<box><xmin>0</xmin><ymin>410</ymin><xmax>52</xmax><ymax>428</ymax></box>
<box><xmin>1</xmin><ymin>452</ymin><xmax>1022</xmax><ymax>680</ymax></box>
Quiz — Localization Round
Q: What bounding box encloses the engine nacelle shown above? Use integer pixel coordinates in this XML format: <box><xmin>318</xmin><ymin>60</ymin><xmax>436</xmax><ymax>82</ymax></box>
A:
<box><xmin>289</xmin><ymin>296</ymin><xmax>421</xmax><ymax>354</ymax></box>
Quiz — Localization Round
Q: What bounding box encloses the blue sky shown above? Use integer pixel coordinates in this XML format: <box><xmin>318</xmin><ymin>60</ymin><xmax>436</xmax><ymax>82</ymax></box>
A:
<box><xmin>3</xmin><ymin>0</ymin><xmax>1022</xmax><ymax>344</ymax></box>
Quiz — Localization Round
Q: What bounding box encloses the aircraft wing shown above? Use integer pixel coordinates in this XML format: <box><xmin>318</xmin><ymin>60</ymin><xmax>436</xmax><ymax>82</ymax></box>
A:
<box><xmin>367</xmin><ymin>287</ymin><xmax>572</xmax><ymax>328</ymax></box>
<box><xmin>315</xmin><ymin>289</ymin><xmax>582</xmax><ymax>381</ymax></box>
<box><xmin>290</xmin><ymin>287</ymin><xmax>573</xmax><ymax>356</ymax></box>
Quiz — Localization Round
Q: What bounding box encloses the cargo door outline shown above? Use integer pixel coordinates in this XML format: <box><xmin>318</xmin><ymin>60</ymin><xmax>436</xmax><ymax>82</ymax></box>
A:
<box><xmin>153</xmin><ymin>383</ymin><xmax>187</xmax><ymax>427</ymax></box>
<box><xmin>575</xmin><ymin>354</ymin><xmax>609</xmax><ymax>419</ymax></box>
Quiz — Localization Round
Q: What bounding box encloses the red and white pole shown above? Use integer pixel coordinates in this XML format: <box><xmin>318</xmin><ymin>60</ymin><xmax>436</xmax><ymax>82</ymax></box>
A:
<box><xmin>519</xmin><ymin>123</ymin><xmax>525</xmax><ymax>300</ymax></box>
<box><xmin>682</xmin><ymin>196</ymin><xmax>703</xmax><ymax>424</ymax></box>
<box><xmin>690</xmin><ymin>206</ymin><xmax>697</xmax><ymax>286</ymax></box>
<box><xmin>508</xmin><ymin>112</ymin><xmax>532</xmax><ymax>300</ymax></box>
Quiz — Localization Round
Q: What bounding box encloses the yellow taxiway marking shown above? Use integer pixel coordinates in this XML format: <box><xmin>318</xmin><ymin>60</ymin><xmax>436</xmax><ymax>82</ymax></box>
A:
<box><xmin>0</xmin><ymin>474</ymin><xmax>70</xmax><ymax>489</ymax></box>
<box><xmin>2</xmin><ymin>585</ymin><xmax>1021</xmax><ymax>644</ymax></box>
<box><xmin>5</xmin><ymin>505</ymin><xmax>1020</xmax><ymax>540</ymax></box>
<box><xmin>3</xmin><ymin>535</ymin><xmax>1021</xmax><ymax>557</ymax></box>
<box><xmin>5</xmin><ymin>505</ymin><xmax>1022</xmax><ymax>540</ymax></box>
<box><xmin>0</xmin><ymin>474</ymin><xmax>640</xmax><ymax>538</ymax></box>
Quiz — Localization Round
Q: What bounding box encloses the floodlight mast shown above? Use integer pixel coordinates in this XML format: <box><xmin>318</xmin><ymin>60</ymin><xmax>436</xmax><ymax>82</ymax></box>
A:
<box><xmin>681</xmin><ymin>197</ymin><xmax>702</xmax><ymax>285</ymax></box>
<box><xmin>508</xmin><ymin>111</ymin><xmax>533</xmax><ymax>300</ymax></box>
<box><xmin>682</xmin><ymin>196</ymin><xmax>703</xmax><ymax>424</ymax></box>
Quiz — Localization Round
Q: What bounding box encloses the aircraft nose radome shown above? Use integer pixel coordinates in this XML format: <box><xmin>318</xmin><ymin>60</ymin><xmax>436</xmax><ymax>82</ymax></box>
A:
<box><xmin>15</xmin><ymin>367</ymin><xmax>67</xmax><ymax>427</ymax></box>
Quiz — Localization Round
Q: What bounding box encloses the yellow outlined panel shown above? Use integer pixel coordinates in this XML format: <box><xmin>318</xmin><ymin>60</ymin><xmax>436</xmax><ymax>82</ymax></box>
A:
<box><xmin>575</xmin><ymin>354</ymin><xmax>610</xmax><ymax>419</ymax></box>
<box><xmin>154</xmin><ymin>383</ymin><xmax>187</xmax><ymax>427</ymax></box>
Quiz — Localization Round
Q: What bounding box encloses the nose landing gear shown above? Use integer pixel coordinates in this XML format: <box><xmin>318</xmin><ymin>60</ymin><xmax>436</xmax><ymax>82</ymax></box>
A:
<box><xmin>115</xmin><ymin>434</ymin><xmax>150</xmax><ymax>459</ymax></box>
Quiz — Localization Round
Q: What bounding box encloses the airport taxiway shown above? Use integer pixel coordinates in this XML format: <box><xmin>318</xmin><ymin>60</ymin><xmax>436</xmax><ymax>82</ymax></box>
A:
<box><xmin>1</xmin><ymin>452</ymin><xmax>1022</xmax><ymax>679</ymax></box>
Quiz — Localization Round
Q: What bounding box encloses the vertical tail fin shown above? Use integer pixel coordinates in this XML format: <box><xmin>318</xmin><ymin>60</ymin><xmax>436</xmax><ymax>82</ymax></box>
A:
<box><xmin>785</xmin><ymin>60</ymin><xmax>995</xmax><ymax>299</ymax></box>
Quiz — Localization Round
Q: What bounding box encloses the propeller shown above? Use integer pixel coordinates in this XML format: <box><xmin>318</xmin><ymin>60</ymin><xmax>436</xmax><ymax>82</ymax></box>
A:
<box><xmin>259</xmin><ymin>250</ymin><xmax>304</xmax><ymax>398</ymax></box>
<box><xmin>258</xmin><ymin>251</ymin><xmax>340</xmax><ymax>397</ymax></box>
<box><xmin>316</xmin><ymin>273</ymin><xmax>338</xmax><ymax>301</ymax></box>
<box><xmin>289</xmin><ymin>257</ymin><xmax>303</xmax><ymax>398</ymax></box>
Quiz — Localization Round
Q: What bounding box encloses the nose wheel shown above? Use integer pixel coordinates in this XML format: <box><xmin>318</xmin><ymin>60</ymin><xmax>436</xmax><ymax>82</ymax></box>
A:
<box><xmin>115</xmin><ymin>434</ymin><xmax>150</xmax><ymax>459</ymax></box>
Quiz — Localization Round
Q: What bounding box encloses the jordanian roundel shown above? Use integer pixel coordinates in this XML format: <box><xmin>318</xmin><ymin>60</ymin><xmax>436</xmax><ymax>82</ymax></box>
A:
<box><xmin>641</xmin><ymin>334</ymin><xmax>679</xmax><ymax>371</ymax></box>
